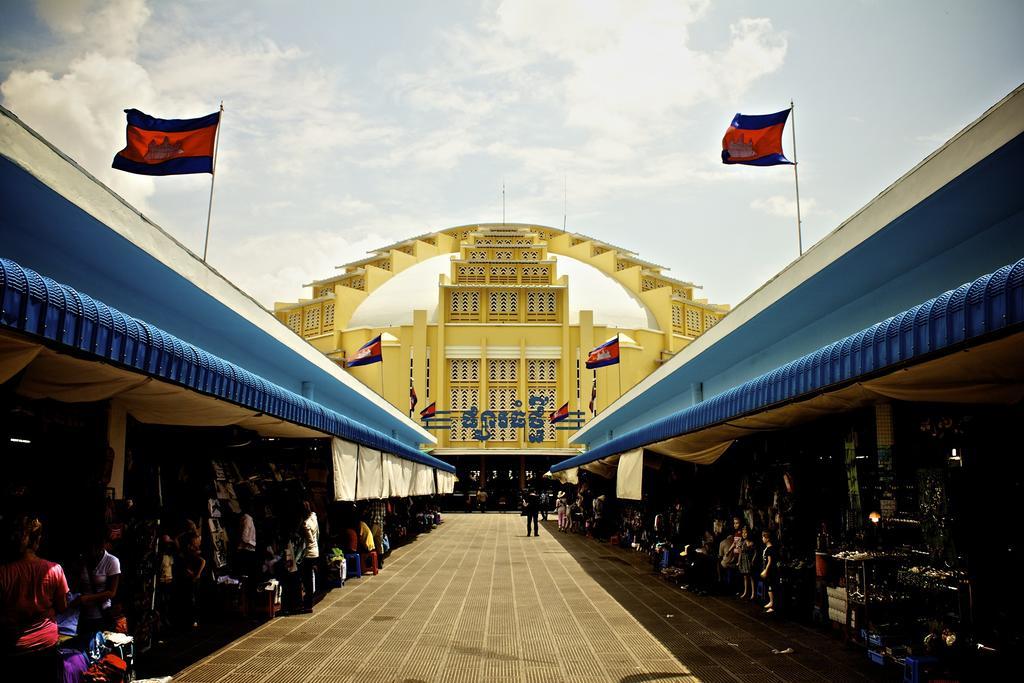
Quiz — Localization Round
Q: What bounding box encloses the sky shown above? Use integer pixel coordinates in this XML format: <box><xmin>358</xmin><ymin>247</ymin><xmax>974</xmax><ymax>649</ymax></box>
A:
<box><xmin>1</xmin><ymin>0</ymin><xmax>1022</xmax><ymax>310</ymax></box>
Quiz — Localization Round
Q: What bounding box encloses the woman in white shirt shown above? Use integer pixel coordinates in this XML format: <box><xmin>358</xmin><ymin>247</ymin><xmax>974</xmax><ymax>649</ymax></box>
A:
<box><xmin>76</xmin><ymin>537</ymin><xmax>120</xmax><ymax>636</ymax></box>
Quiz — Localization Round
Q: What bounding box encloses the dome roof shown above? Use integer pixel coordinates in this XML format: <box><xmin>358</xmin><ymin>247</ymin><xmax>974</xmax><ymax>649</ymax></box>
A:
<box><xmin>346</xmin><ymin>253</ymin><xmax>660</xmax><ymax>331</ymax></box>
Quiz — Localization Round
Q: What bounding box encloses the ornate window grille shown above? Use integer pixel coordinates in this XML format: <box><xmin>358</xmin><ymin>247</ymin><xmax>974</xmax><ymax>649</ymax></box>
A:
<box><xmin>685</xmin><ymin>307</ymin><xmax>702</xmax><ymax>335</ymax></box>
<box><xmin>704</xmin><ymin>312</ymin><xmax>719</xmax><ymax>330</ymax></box>
<box><xmin>375</xmin><ymin>259</ymin><xmax>391</xmax><ymax>271</ymax></box>
<box><xmin>488</xmin><ymin>290</ymin><xmax>519</xmax><ymax>323</ymax></box>
<box><xmin>494</xmin><ymin>250</ymin><xmax>514</xmax><ymax>261</ymax></box>
<box><xmin>487</xmin><ymin>359</ymin><xmax>519</xmax><ymax>441</ymax></box>
<box><xmin>489</xmin><ymin>265</ymin><xmax>517</xmax><ymax>284</ymax></box>
<box><xmin>449</xmin><ymin>290</ymin><xmax>481</xmax><ymax>322</ymax></box>
<box><xmin>303</xmin><ymin>306</ymin><xmax>320</xmax><ymax>333</ymax></box>
<box><xmin>616</xmin><ymin>260</ymin><xmax>629</xmax><ymax>271</ymax></box>
<box><xmin>287</xmin><ymin>312</ymin><xmax>301</xmax><ymax>333</ymax></box>
<box><xmin>526</xmin><ymin>291</ymin><xmax>558</xmax><ymax>322</ymax></box>
<box><xmin>520</xmin><ymin>266</ymin><xmax>549</xmax><ymax>284</ymax></box>
<box><xmin>449</xmin><ymin>359</ymin><xmax>479</xmax><ymax>442</ymax></box>
<box><xmin>323</xmin><ymin>302</ymin><xmax>335</xmax><ymax>330</ymax></box>
<box><xmin>527</xmin><ymin>360</ymin><xmax>558</xmax><ymax>442</ymax></box>
<box><xmin>520</xmin><ymin>249</ymin><xmax>540</xmax><ymax>261</ymax></box>
<box><xmin>672</xmin><ymin>305</ymin><xmax>683</xmax><ymax>334</ymax></box>
<box><xmin>344</xmin><ymin>277</ymin><xmax>365</xmax><ymax>290</ymax></box>
<box><xmin>641</xmin><ymin>277</ymin><xmax>659</xmax><ymax>292</ymax></box>
<box><xmin>457</xmin><ymin>265</ymin><xmax>486</xmax><ymax>283</ymax></box>
<box><xmin>469</xmin><ymin>250</ymin><xmax>487</xmax><ymax>261</ymax></box>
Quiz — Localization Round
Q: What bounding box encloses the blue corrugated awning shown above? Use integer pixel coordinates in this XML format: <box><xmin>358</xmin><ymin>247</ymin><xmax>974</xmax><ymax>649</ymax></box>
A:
<box><xmin>0</xmin><ymin>257</ymin><xmax>455</xmax><ymax>474</ymax></box>
<box><xmin>552</xmin><ymin>257</ymin><xmax>1024</xmax><ymax>472</ymax></box>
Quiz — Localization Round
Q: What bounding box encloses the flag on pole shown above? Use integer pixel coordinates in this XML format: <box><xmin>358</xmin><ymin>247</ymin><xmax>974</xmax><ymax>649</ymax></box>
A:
<box><xmin>112</xmin><ymin>108</ymin><xmax>221</xmax><ymax>176</ymax></box>
<box><xmin>721</xmin><ymin>109</ymin><xmax>793</xmax><ymax>166</ymax></box>
<box><xmin>586</xmin><ymin>336</ymin><xmax>620</xmax><ymax>369</ymax></box>
<box><xmin>346</xmin><ymin>335</ymin><xmax>383</xmax><ymax>367</ymax></box>
<box><xmin>589</xmin><ymin>378</ymin><xmax>597</xmax><ymax>415</ymax></box>
<box><xmin>549</xmin><ymin>402</ymin><xmax>570</xmax><ymax>424</ymax></box>
<box><xmin>419</xmin><ymin>402</ymin><xmax>437</xmax><ymax>419</ymax></box>
<box><xmin>410</xmin><ymin>385</ymin><xmax>418</xmax><ymax>413</ymax></box>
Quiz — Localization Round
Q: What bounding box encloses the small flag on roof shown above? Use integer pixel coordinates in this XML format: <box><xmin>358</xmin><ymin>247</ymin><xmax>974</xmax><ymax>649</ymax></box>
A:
<box><xmin>346</xmin><ymin>334</ymin><xmax>383</xmax><ymax>367</ymax></box>
<box><xmin>549</xmin><ymin>402</ymin><xmax>570</xmax><ymax>424</ymax></box>
<box><xmin>419</xmin><ymin>402</ymin><xmax>437</xmax><ymax>419</ymax></box>
<box><xmin>721</xmin><ymin>108</ymin><xmax>793</xmax><ymax>166</ymax></box>
<box><xmin>586</xmin><ymin>336</ymin><xmax>620</xmax><ymax>369</ymax></box>
<box><xmin>410</xmin><ymin>385</ymin><xmax>418</xmax><ymax>413</ymax></box>
<box><xmin>112</xmin><ymin>108</ymin><xmax>221</xmax><ymax>176</ymax></box>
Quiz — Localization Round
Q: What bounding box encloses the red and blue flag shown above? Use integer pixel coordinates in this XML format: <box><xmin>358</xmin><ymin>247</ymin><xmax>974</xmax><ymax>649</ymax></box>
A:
<box><xmin>410</xmin><ymin>385</ymin><xmax>418</xmax><ymax>413</ymax></box>
<box><xmin>112</xmin><ymin>108</ymin><xmax>220</xmax><ymax>176</ymax></box>
<box><xmin>419</xmin><ymin>402</ymin><xmax>437</xmax><ymax>419</ymax></box>
<box><xmin>346</xmin><ymin>334</ymin><xmax>383</xmax><ymax>367</ymax></box>
<box><xmin>721</xmin><ymin>109</ymin><xmax>792</xmax><ymax>166</ymax></box>
<box><xmin>549</xmin><ymin>402</ymin><xmax>570</xmax><ymax>424</ymax></box>
<box><xmin>586</xmin><ymin>336</ymin><xmax>620</xmax><ymax>369</ymax></box>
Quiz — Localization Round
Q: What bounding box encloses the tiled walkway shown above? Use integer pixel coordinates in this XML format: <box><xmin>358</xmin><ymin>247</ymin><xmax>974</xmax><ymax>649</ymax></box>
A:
<box><xmin>173</xmin><ymin>514</ymin><xmax>888</xmax><ymax>682</ymax></box>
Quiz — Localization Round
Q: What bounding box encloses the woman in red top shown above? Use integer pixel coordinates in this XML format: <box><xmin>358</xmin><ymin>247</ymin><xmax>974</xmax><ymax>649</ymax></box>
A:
<box><xmin>0</xmin><ymin>514</ymin><xmax>70</xmax><ymax>678</ymax></box>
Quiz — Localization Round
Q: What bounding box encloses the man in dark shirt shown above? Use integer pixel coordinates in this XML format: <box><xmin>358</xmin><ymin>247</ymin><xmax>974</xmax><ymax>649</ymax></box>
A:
<box><xmin>523</xmin><ymin>490</ymin><xmax>540</xmax><ymax>537</ymax></box>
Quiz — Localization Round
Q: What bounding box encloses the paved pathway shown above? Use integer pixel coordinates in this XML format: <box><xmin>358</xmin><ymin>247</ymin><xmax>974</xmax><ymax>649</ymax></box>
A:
<box><xmin>173</xmin><ymin>513</ymin><xmax>888</xmax><ymax>682</ymax></box>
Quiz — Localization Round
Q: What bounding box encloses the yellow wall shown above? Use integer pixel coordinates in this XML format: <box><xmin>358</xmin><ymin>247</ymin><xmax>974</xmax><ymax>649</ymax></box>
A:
<box><xmin>274</xmin><ymin>223</ymin><xmax>729</xmax><ymax>452</ymax></box>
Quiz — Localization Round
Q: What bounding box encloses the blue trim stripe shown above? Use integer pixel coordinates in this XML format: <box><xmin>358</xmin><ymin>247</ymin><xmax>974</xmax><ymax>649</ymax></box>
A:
<box><xmin>124</xmin><ymin>108</ymin><xmax>221</xmax><ymax>133</ymax></box>
<box><xmin>551</xmin><ymin>257</ymin><xmax>1024</xmax><ymax>472</ymax></box>
<box><xmin>722</xmin><ymin>152</ymin><xmax>792</xmax><ymax>167</ymax></box>
<box><xmin>112</xmin><ymin>155</ymin><xmax>213</xmax><ymax>176</ymax></box>
<box><xmin>730</xmin><ymin>109</ymin><xmax>790</xmax><ymax>131</ymax></box>
<box><xmin>0</xmin><ymin>257</ymin><xmax>454</xmax><ymax>474</ymax></box>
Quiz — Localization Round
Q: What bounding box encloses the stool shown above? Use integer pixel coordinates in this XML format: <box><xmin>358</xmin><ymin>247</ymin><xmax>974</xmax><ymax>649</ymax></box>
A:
<box><xmin>344</xmin><ymin>552</ymin><xmax>362</xmax><ymax>578</ymax></box>
<box><xmin>362</xmin><ymin>551</ymin><xmax>379</xmax><ymax>576</ymax></box>
<box><xmin>902</xmin><ymin>655</ymin><xmax>939</xmax><ymax>683</ymax></box>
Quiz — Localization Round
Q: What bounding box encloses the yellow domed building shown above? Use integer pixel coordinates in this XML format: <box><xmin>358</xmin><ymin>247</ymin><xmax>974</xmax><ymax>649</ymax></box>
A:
<box><xmin>274</xmin><ymin>223</ymin><xmax>728</xmax><ymax>495</ymax></box>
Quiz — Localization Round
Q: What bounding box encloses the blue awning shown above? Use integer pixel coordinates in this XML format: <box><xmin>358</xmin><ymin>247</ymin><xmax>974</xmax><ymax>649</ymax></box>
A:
<box><xmin>552</xmin><ymin>257</ymin><xmax>1024</xmax><ymax>472</ymax></box>
<box><xmin>0</xmin><ymin>257</ymin><xmax>455</xmax><ymax>474</ymax></box>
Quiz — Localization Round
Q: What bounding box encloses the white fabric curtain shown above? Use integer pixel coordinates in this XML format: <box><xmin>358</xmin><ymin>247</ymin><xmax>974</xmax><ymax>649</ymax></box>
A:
<box><xmin>615</xmin><ymin>448</ymin><xmax>644</xmax><ymax>500</ymax></box>
<box><xmin>397</xmin><ymin>458</ymin><xmax>415</xmax><ymax>497</ymax></box>
<box><xmin>356</xmin><ymin>447</ymin><xmax>384</xmax><ymax>500</ymax></box>
<box><xmin>413</xmin><ymin>464</ymin><xmax>435</xmax><ymax>496</ymax></box>
<box><xmin>332</xmin><ymin>438</ymin><xmax>358</xmax><ymax>502</ymax></box>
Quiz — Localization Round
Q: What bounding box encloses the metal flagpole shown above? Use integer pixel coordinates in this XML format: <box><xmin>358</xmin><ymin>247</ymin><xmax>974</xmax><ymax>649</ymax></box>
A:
<box><xmin>616</xmin><ymin>335</ymin><xmax>622</xmax><ymax>400</ymax></box>
<box><xmin>790</xmin><ymin>100</ymin><xmax>803</xmax><ymax>256</ymax></box>
<box><xmin>202</xmin><ymin>102</ymin><xmax>224</xmax><ymax>262</ymax></box>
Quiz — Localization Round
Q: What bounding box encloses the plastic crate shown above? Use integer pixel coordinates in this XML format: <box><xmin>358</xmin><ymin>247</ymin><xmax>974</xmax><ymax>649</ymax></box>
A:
<box><xmin>868</xmin><ymin>650</ymin><xmax>886</xmax><ymax>666</ymax></box>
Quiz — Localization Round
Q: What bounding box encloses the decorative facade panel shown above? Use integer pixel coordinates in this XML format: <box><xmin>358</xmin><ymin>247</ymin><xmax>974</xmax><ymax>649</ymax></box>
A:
<box><xmin>526</xmin><ymin>291</ymin><xmax>558</xmax><ymax>322</ymax></box>
<box><xmin>686</xmin><ymin>307</ymin><xmax>702</xmax><ymax>335</ymax></box>
<box><xmin>450</xmin><ymin>290</ymin><xmax>481</xmax><ymax>322</ymax></box>
<box><xmin>488</xmin><ymin>290</ymin><xmax>519</xmax><ymax>323</ymax></box>
<box><xmin>323</xmin><ymin>302</ymin><xmax>335</xmax><ymax>330</ymax></box>
<box><xmin>287</xmin><ymin>312</ymin><xmax>301</xmax><ymax>333</ymax></box>
<box><xmin>304</xmin><ymin>306</ymin><xmax>320</xmax><ymax>333</ymax></box>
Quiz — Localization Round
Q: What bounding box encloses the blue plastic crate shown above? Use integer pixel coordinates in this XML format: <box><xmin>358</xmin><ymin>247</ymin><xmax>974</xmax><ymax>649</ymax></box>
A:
<box><xmin>868</xmin><ymin>650</ymin><xmax>886</xmax><ymax>666</ymax></box>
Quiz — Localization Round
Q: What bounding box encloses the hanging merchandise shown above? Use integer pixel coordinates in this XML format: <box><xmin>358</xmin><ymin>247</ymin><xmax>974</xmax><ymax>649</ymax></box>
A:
<box><xmin>207</xmin><ymin>517</ymin><xmax>230</xmax><ymax>569</ymax></box>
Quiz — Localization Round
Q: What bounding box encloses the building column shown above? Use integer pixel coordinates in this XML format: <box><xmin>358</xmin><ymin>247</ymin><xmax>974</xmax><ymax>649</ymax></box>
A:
<box><xmin>480</xmin><ymin>454</ymin><xmax>487</xmax><ymax>488</ymax></box>
<box><xmin>519</xmin><ymin>454</ymin><xmax>526</xmax><ymax>489</ymax></box>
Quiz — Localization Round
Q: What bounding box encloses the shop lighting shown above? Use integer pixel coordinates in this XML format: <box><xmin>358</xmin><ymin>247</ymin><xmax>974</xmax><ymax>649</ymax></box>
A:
<box><xmin>868</xmin><ymin>511</ymin><xmax>881</xmax><ymax>524</ymax></box>
<box><xmin>9</xmin><ymin>437</ymin><xmax>31</xmax><ymax>444</ymax></box>
<box><xmin>948</xmin><ymin>448</ymin><xmax>961</xmax><ymax>461</ymax></box>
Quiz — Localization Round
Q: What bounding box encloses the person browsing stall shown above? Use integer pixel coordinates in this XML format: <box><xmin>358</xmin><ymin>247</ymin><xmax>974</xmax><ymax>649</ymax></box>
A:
<box><xmin>0</xmin><ymin>514</ymin><xmax>70</xmax><ymax>679</ymax></box>
<box><xmin>77</xmin><ymin>532</ymin><xmax>121</xmax><ymax>635</ymax></box>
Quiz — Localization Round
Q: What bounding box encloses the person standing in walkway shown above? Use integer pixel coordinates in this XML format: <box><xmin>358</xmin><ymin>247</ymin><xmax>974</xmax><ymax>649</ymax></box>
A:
<box><xmin>523</xmin><ymin>490</ymin><xmax>540</xmax><ymax>537</ymax></box>
<box><xmin>555</xmin><ymin>490</ymin><xmax>569</xmax><ymax>531</ymax></box>
<box><xmin>539</xmin><ymin>490</ymin><xmax>549</xmax><ymax>521</ymax></box>
<box><xmin>761</xmin><ymin>530</ymin><xmax>776</xmax><ymax>614</ymax></box>
<box><xmin>476</xmin><ymin>488</ymin><xmax>488</xmax><ymax>513</ymax></box>
<box><xmin>299</xmin><ymin>501</ymin><xmax>319</xmax><ymax>614</ymax></box>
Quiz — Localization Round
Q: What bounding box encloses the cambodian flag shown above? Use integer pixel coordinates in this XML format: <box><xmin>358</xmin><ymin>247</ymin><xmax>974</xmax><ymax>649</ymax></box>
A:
<box><xmin>346</xmin><ymin>335</ymin><xmax>383</xmax><ymax>367</ymax></box>
<box><xmin>586</xmin><ymin>336</ymin><xmax>620</xmax><ymax>369</ymax></box>
<box><xmin>419</xmin><ymin>402</ymin><xmax>437</xmax><ymax>419</ymax></box>
<box><xmin>721</xmin><ymin>109</ymin><xmax>792</xmax><ymax>166</ymax></box>
<box><xmin>410</xmin><ymin>385</ymin><xmax>418</xmax><ymax>413</ymax></box>
<box><xmin>112</xmin><ymin>108</ymin><xmax>220</xmax><ymax>176</ymax></box>
<box><xmin>549</xmin><ymin>402</ymin><xmax>570</xmax><ymax>424</ymax></box>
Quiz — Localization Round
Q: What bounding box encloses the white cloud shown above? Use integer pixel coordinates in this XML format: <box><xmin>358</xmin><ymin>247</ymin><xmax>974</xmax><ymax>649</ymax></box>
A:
<box><xmin>750</xmin><ymin>194</ymin><xmax>816</xmax><ymax>219</ymax></box>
